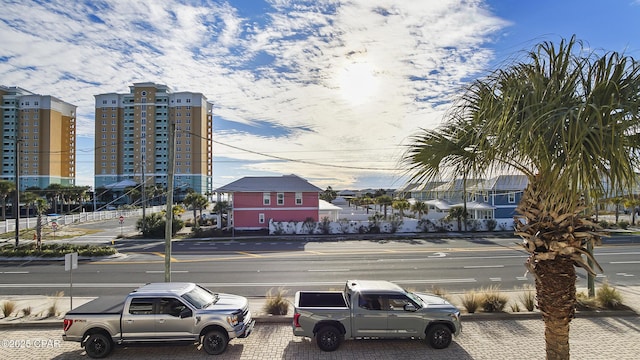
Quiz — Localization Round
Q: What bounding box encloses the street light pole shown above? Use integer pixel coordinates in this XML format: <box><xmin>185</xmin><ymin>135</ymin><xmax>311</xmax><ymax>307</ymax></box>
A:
<box><xmin>164</xmin><ymin>122</ymin><xmax>176</xmax><ymax>282</ymax></box>
<box><xmin>14</xmin><ymin>121</ymin><xmax>21</xmax><ymax>247</ymax></box>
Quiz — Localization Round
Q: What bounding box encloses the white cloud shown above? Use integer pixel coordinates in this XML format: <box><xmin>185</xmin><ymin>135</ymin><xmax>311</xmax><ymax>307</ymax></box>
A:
<box><xmin>0</xmin><ymin>0</ymin><xmax>508</xmax><ymax>189</ymax></box>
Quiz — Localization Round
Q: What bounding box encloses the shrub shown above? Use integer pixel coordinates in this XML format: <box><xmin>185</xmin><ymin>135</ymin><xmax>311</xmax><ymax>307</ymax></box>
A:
<box><xmin>509</xmin><ymin>303</ymin><xmax>521</xmax><ymax>312</ymax></box>
<box><xmin>618</xmin><ymin>220</ymin><xmax>629</xmax><ymax>230</ymax></box>
<box><xmin>136</xmin><ymin>213</ymin><xmax>184</xmax><ymax>238</ymax></box>
<box><xmin>485</xmin><ymin>219</ymin><xmax>497</xmax><ymax>231</ymax></box>
<box><xmin>596</xmin><ymin>282</ymin><xmax>624</xmax><ymax>309</ymax></box>
<box><xmin>263</xmin><ymin>288</ymin><xmax>289</xmax><ymax>315</ymax></box>
<box><xmin>1</xmin><ymin>300</ymin><xmax>17</xmax><ymax>317</ymax></box>
<box><xmin>576</xmin><ymin>291</ymin><xmax>599</xmax><ymax>311</ymax></box>
<box><xmin>48</xmin><ymin>301</ymin><xmax>58</xmax><ymax>318</ymax></box>
<box><xmin>21</xmin><ymin>306</ymin><xmax>32</xmax><ymax>317</ymax></box>
<box><xmin>518</xmin><ymin>286</ymin><xmax>536</xmax><ymax>311</ymax></box>
<box><xmin>460</xmin><ymin>291</ymin><xmax>481</xmax><ymax>314</ymax></box>
<box><xmin>319</xmin><ymin>217</ymin><xmax>331</xmax><ymax>234</ymax></box>
<box><xmin>480</xmin><ymin>286</ymin><xmax>508</xmax><ymax>312</ymax></box>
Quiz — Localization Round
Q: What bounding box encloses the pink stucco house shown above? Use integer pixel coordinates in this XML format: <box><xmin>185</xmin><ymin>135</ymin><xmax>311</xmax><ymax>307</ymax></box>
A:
<box><xmin>216</xmin><ymin>174</ymin><xmax>323</xmax><ymax>230</ymax></box>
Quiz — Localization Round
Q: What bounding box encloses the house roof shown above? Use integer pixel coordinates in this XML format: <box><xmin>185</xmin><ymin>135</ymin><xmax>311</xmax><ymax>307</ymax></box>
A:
<box><xmin>425</xmin><ymin>199</ymin><xmax>453</xmax><ymax>210</ymax></box>
<box><xmin>216</xmin><ymin>174</ymin><xmax>323</xmax><ymax>193</ymax></box>
<box><xmin>451</xmin><ymin>201</ymin><xmax>496</xmax><ymax>210</ymax></box>
<box><xmin>470</xmin><ymin>175</ymin><xmax>529</xmax><ymax>191</ymax></box>
<box><xmin>432</xmin><ymin>179</ymin><xmax>482</xmax><ymax>192</ymax></box>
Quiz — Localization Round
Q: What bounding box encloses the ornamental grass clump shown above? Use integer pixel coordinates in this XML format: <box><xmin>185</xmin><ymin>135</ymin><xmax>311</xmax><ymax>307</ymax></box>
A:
<box><xmin>459</xmin><ymin>290</ymin><xmax>481</xmax><ymax>314</ymax></box>
<box><xmin>263</xmin><ymin>288</ymin><xmax>289</xmax><ymax>315</ymax></box>
<box><xmin>596</xmin><ymin>282</ymin><xmax>624</xmax><ymax>310</ymax></box>
<box><xmin>480</xmin><ymin>286</ymin><xmax>508</xmax><ymax>313</ymax></box>
<box><xmin>518</xmin><ymin>285</ymin><xmax>536</xmax><ymax>312</ymax></box>
<box><xmin>1</xmin><ymin>300</ymin><xmax>17</xmax><ymax>318</ymax></box>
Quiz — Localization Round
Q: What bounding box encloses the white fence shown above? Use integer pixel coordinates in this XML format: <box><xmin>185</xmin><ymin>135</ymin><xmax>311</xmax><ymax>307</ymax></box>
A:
<box><xmin>0</xmin><ymin>206</ymin><xmax>165</xmax><ymax>235</ymax></box>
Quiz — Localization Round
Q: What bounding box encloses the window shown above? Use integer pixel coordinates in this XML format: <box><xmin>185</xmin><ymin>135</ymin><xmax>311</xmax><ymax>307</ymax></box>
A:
<box><xmin>277</xmin><ymin>193</ymin><xmax>284</xmax><ymax>205</ymax></box>
<box><xmin>129</xmin><ymin>298</ymin><xmax>154</xmax><ymax>315</ymax></box>
<box><xmin>259</xmin><ymin>213</ymin><xmax>265</xmax><ymax>224</ymax></box>
<box><xmin>359</xmin><ymin>294</ymin><xmax>383</xmax><ymax>311</ymax></box>
<box><xmin>295</xmin><ymin>192</ymin><xmax>303</xmax><ymax>205</ymax></box>
<box><xmin>483</xmin><ymin>192</ymin><xmax>489</xmax><ymax>202</ymax></box>
<box><xmin>263</xmin><ymin>192</ymin><xmax>270</xmax><ymax>205</ymax></box>
<box><xmin>508</xmin><ymin>192</ymin><xmax>516</xmax><ymax>203</ymax></box>
<box><xmin>158</xmin><ymin>298</ymin><xmax>187</xmax><ymax>317</ymax></box>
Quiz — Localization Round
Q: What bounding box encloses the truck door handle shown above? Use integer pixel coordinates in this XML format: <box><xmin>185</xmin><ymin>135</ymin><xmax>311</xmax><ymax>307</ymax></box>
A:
<box><xmin>125</xmin><ymin>320</ymin><xmax>134</xmax><ymax>324</ymax></box>
<box><xmin>158</xmin><ymin>319</ymin><xmax>165</xmax><ymax>324</ymax></box>
<box><xmin>388</xmin><ymin>314</ymin><xmax>397</xmax><ymax>317</ymax></box>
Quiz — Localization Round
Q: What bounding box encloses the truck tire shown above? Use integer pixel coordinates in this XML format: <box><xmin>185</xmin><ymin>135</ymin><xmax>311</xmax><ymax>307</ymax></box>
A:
<box><xmin>316</xmin><ymin>325</ymin><xmax>342</xmax><ymax>352</ymax></box>
<box><xmin>426</xmin><ymin>324</ymin><xmax>452</xmax><ymax>349</ymax></box>
<box><xmin>84</xmin><ymin>333</ymin><xmax>113</xmax><ymax>358</ymax></box>
<box><xmin>202</xmin><ymin>330</ymin><xmax>228</xmax><ymax>355</ymax></box>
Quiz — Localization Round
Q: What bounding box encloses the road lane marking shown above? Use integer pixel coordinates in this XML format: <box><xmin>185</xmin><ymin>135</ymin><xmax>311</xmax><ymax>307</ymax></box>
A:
<box><xmin>237</xmin><ymin>251</ymin><xmax>263</xmax><ymax>258</ymax></box>
<box><xmin>152</xmin><ymin>252</ymin><xmax>178</xmax><ymax>262</ymax></box>
<box><xmin>610</xmin><ymin>261</ymin><xmax>640</xmax><ymax>264</ymax></box>
<box><xmin>464</xmin><ymin>265</ymin><xmax>505</xmax><ymax>268</ymax></box>
<box><xmin>490</xmin><ymin>277</ymin><xmax>502</xmax><ymax>282</ymax></box>
<box><xmin>0</xmin><ymin>271</ymin><xmax>29</xmax><ymax>274</ymax></box>
<box><xmin>308</xmin><ymin>269</ymin><xmax>350</xmax><ymax>272</ymax></box>
<box><xmin>145</xmin><ymin>270</ymin><xmax>188</xmax><ymax>274</ymax></box>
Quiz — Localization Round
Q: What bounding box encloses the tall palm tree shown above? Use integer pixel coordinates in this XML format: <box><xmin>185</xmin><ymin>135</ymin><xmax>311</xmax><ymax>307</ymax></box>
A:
<box><xmin>32</xmin><ymin>197</ymin><xmax>50</xmax><ymax>250</ymax></box>
<box><xmin>376</xmin><ymin>195</ymin><xmax>393</xmax><ymax>219</ymax></box>
<box><xmin>404</xmin><ymin>36</ymin><xmax>640</xmax><ymax>359</ymax></box>
<box><xmin>183</xmin><ymin>192</ymin><xmax>208</xmax><ymax>227</ymax></box>
<box><xmin>0</xmin><ymin>180</ymin><xmax>15</xmax><ymax>221</ymax></box>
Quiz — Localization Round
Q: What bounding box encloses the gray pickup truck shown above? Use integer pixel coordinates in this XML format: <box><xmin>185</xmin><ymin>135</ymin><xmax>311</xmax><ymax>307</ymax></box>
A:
<box><xmin>292</xmin><ymin>280</ymin><xmax>461</xmax><ymax>351</ymax></box>
<box><xmin>62</xmin><ymin>282</ymin><xmax>254</xmax><ymax>358</ymax></box>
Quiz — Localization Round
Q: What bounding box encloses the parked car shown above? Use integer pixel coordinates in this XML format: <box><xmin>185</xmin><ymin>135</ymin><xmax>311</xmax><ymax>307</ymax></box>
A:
<box><xmin>62</xmin><ymin>282</ymin><xmax>254</xmax><ymax>358</ymax></box>
<box><xmin>292</xmin><ymin>279</ymin><xmax>461</xmax><ymax>351</ymax></box>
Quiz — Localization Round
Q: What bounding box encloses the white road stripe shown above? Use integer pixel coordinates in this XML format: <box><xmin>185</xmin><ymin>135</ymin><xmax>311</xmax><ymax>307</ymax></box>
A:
<box><xmin>463</xmin><ymin>265</ymin><xmax>504</xmax><ymax>269</ymax></box>
<box><xmin>145</xmin><ymin>270</ymin><xmax>189</xmax><ymax>274</ymax></box>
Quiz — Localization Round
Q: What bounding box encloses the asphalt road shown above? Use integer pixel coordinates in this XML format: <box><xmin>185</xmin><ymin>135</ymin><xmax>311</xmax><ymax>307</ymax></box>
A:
<box><xmin>1</xmin><ymin>236</ymin><xmax>638</xmax><ymax>297</ymax></box>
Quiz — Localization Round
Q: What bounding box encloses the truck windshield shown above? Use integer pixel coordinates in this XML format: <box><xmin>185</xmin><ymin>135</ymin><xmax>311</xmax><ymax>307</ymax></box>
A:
<box><xmin>181</xmin><ymin>285</ymin><xmax>219</xmax><ymax>309</ymax></box>
<box><xmin>405</xmin><ymin>290</ymin><xmax>424</xmax><ymax>309</ymax></box>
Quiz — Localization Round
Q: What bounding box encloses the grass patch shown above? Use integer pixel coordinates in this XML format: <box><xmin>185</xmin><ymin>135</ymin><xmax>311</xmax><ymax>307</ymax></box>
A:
<box><xmin>576</xmin><ymin>291</ymin><xmax>599</xmax><ymax>311</ymax></box>
<box><xmin>263</xmin><ymin>288</ymin><xmax>289</xmax><ymax>315</ymax></box>
<box><xmin>430</xmin><ymin>286</ymin><xmax>451</xmax><ymax>302</ymax></box>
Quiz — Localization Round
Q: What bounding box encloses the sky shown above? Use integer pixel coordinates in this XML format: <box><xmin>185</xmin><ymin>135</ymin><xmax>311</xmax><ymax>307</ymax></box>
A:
<box><xmin>2</xmin><ymin>0</ymin><xmax>640</xmax><ymax>191</ymax></box>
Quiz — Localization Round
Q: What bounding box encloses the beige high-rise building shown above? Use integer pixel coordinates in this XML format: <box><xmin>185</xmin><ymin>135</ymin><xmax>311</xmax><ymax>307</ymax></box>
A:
<box><xmin>94</xmin><ymin>82</ymin><xmax>213</xmax><ymax>198</ymax></box>
<box><xmin>0</xmin><ymin>86</ymin><xmax>77</xmax><ymax>190</ymax></box>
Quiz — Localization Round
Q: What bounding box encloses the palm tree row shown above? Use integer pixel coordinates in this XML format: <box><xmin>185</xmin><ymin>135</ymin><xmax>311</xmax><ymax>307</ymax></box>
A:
<box><xmin>404</xmin><ymin>36</ymin><xmax>640</xmax><ymax>359</ymax></box>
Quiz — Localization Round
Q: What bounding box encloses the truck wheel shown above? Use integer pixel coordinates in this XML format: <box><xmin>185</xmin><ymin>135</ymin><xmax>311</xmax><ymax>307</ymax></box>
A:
<box><xmin>202</xmin><ymin>330</ymin><xmax>228</xmax><ymax>355</ymax></box>
<box><xmin>84</xmin><ymin>333</ymin><xmax>113</xmax><ymax>358</ymax></box>
<box><xmin>316</xmin><ymin>325</ymin><xmax>342</xmax><ymax>352</ymax></box>
<box><xmin>426</xmin><ymin>324</ymin><xmax>452</xmax><ymax>349</ymax></box>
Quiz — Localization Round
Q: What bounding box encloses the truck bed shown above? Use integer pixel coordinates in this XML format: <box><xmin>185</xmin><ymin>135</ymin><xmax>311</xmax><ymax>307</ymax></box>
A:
<box><xmin>296</xmin><ymin>291</ymin><xmax>348</xmax><ymax>308</ymax></box>
<box><xmin>66</xmin><ymin>296</ymin><xmax>125</xmax><ymax>315</ymax></box>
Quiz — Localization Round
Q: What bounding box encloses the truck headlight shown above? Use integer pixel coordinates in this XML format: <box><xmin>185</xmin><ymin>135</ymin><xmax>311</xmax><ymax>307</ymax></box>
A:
<box><xmin>227</xmin><ymin>315</ymin><xmax>239</xmax><ymax>326</ymax></box>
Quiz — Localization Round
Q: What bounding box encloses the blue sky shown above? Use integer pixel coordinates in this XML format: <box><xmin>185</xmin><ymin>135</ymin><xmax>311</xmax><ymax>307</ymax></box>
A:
<box><xmin>1</xmin><ymin>0</ymin><xmax>639</xmax><ymax>191</ymax></box>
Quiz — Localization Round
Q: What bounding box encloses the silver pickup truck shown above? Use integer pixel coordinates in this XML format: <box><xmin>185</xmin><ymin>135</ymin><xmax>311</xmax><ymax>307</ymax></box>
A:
<box><xmin>292</xmin><ymin>280</ymin><xmax>461</xmax><ymax>351</ymax></box>
<box><xmin>62</xmin><ymin>282</ymin><xmax>254</xmax><ymax>358</ymax></box>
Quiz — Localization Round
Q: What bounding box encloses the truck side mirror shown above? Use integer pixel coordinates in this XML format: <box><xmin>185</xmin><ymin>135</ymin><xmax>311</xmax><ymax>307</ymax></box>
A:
<box><xmin>404</xmin><ymin>303</ymin><xmax>417</xmax><ymax>312</ymax></box>
<box><xmin>180</xmin><ymin>309</ymin><xmax>192</xmax><ymax>318</ymax></box>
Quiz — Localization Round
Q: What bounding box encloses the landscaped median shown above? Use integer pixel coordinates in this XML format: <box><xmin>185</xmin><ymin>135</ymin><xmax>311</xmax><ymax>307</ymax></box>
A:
<box><xmin>0</xmin><ymin>243</ymin><xmax>116</xmax><ymax>258</ymax></box>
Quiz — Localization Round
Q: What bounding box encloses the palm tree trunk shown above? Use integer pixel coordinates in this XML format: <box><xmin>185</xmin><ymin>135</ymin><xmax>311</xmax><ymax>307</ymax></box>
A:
<box><xmin>534</xmin><ymin>256</ymin><xmax>575</xmax><ymax>360</ymax></box>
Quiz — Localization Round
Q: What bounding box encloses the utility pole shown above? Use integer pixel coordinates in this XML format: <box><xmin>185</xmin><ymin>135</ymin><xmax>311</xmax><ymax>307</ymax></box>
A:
<box><xmin>14</xmin><ymin>119</ymin><xmax>21</xmax><ymax>247</ymax></box>
<box><xmin>141</xmin><ymin>154</ymin><xmax>146</xmax><ymax>231</ymax></box>
<box><xmin>164</xmin><ymin>122</ymin><xmax>176</xmax><ymax>282</ymax></box>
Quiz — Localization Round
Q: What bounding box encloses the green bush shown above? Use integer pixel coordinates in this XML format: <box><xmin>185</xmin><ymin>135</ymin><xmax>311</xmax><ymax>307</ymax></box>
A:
<box><xmin>0</xmin><ymin>243</ymin><xmax>116</xmax><ymax>258</ymax></box>
<box><xmin>518</xmin><ymin>286</ymin><xmax>536</xmax><ymax>311</ymax></box>
<box><xmin>618</xmin><ymin>220</ymin><xmax>629</xmax><ymax>230</ymax></box>
<box><xmin>136</xmin><ymin>213</ymin><xmax>184</xmax><ymax>238</ymax></box>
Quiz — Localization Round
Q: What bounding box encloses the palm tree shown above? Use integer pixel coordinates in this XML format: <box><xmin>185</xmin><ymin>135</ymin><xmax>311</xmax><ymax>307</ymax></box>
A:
<box><xmin>404</xmin><ymin>36</ymin><xmax>640</xmax><ymax>359</ymax></box>
<box><xmin>0</xmin><ymin>180</ymin><xmax>15</xmax><ymax>221</ymax></box>
<box><xmin>212</xmin><ymin>200</ymin><xmax>230</xmax><ymax>228</ymax></box>
<box><xmin>392</xmin><ymin>199</ymin><xmax>410</xmax><ymax>217</ymax></box>
<box><xmin>411</xmin><ymin>200</ymin><xmax>428</xmax><ymax>219</ymax></box>
<box><xmin>183</xmin><ymin>192</ymin><xmax>208</xmax><ymax>227</ymax></box>
<box><xmin>376</xmin><ymin>195</ymin><xmax>393</xmax><ymax>219</ymax></box>
<box><xmin>446</xmin><ymin>207</ymin><xmax>467</xmax><ymax>231</ymax></box>
<box><xmin>32</xmin><ymin>197</ymin><xmax>50</xmax><ymax>250</ymax></box>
